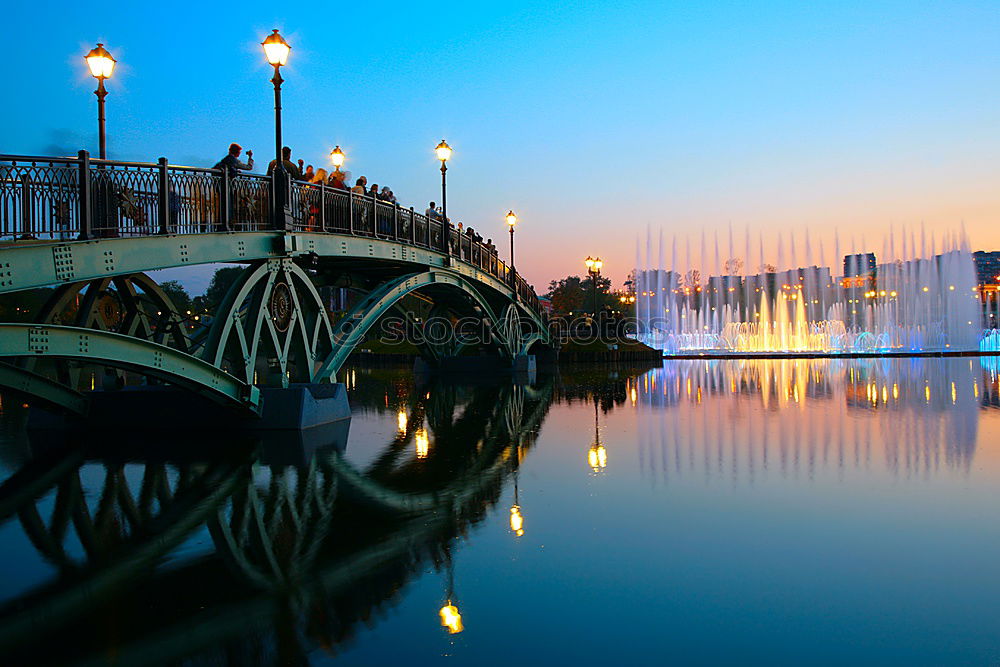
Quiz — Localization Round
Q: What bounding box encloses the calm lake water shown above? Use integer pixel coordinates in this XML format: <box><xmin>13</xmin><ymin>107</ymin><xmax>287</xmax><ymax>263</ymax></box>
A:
<box><xmin>2</xmin><ymin>358</ymin><xmax>1000</xmax><ymax>665</ymax></box>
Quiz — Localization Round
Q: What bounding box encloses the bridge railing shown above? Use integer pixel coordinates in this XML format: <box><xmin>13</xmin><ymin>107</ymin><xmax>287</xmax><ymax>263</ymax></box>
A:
<box><xmin>0</xmin><ymin>151</ymin><xmax>541</xmax><ymax>315</ymax></box>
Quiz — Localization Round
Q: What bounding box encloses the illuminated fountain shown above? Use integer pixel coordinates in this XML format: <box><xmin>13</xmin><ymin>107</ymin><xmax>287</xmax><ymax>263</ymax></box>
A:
<box><xmin>636</xmin><ymin>226</ymin><xmax>983</xmax><ymax>355</ymax></box>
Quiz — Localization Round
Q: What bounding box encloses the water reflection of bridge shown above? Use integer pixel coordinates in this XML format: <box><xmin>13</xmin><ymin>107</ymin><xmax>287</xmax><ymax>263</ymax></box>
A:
<box><xmin>0</xmin><ymin>374</ymin><xmax>553</xmax><ymax>665</ymax></box>
<box><xmin>634</xmin><ymin>359</ymin><xmax>996</xmax><ymax>484</ymax></box>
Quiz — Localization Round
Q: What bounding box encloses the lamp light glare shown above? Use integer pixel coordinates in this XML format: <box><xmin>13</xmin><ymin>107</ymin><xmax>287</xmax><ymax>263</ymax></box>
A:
<box><xmin>435</xmin><ymin>139</ymin><xmax>453</xmax><ymax>162</ymax></box>
<box><xmin>85</xmin><ymin>43</ymin><xmax>116</xmax><ymax>79</ymax></box>
<box><xmin>330</xmin><ymin>145</ymin><xmax>345</xmax><ymax>168</ymax></box>
<box><xmin>262</xmin><ymin>29</ymin><xmax>291</xmax><ymax>66</ymax></box>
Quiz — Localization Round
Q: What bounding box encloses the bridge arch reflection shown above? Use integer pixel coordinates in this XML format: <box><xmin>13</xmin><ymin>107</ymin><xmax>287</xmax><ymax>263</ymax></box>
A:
<box><xmin>0</xmin><ymin>372</ymin><xmax>554</xmax><ymax>664</ymax></box>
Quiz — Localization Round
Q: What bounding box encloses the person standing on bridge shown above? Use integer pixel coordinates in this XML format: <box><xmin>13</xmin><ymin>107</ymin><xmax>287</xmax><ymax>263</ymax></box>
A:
<box><xmin>214</xmin><ymin>143</ymin><xmax>254</xmax><ymax>178</ymax></box>
<box><xmin>352</xmin><ymin>176</ymin><xmax>367</xmax><ymax>194</ymax></box>
<box><xmin>267</xmin><ymin>146</ymin><xmax>303</xmax><ymax>181</ymax></box>
<box><xmin>426</xmin><ymin>202</ymin><xmax>439</xmax><ymax>219</ymax></box>
<box><xmin>329</xmin><ymin>171</ymin><xmax>348</xmax><ymax>190</ymax></box>
<box><xmin>214</xmin><ymin>143</ymin><xmax>254</xmax><ymax>230</ymax></box>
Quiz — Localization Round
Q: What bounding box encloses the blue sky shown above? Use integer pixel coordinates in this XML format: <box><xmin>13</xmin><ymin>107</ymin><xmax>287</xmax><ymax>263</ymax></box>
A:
<box><xmin>5</xmin><ymin>0</ymin><xmax>999</xmax><ymax>292</ymax></box>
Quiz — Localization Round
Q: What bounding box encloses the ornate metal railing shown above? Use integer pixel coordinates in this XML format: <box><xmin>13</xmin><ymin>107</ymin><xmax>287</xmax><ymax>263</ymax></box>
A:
<box><xmin>0</xmin><ymin>151</ymin><xmax>540</xmax><ymax>314</ymax></box>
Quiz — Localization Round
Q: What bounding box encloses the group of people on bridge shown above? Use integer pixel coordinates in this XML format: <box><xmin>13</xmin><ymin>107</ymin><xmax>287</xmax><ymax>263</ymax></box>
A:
<box><xmin>214</xmin><ymin>142</ymin><xmax>500</xmax><ymax>260</ymax></box>
<box><xmin>216</xmin><ymin>142</ymin><xmax>398</xmax><ymax>205</ymax></box>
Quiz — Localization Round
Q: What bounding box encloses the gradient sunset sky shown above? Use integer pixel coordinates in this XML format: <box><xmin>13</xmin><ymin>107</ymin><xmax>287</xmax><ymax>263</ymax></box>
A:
<box><xmin>5</xmin><ymin>0</ymin><xmax>999</xmax><ymax>291</ymax></box>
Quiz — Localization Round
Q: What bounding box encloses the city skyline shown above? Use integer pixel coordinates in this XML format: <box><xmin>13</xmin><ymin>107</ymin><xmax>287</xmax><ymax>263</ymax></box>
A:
<box><xmin>4</xmin><ymin>0</ymin><xmax>999</xmax><ymax>292</ymax></box>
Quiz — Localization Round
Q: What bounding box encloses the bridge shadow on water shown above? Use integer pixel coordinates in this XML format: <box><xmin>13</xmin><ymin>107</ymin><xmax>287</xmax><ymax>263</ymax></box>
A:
<box><xmin>0</xmin><ymin>363</ymin><xmax>659</xmax><ymax>666</ymax></box>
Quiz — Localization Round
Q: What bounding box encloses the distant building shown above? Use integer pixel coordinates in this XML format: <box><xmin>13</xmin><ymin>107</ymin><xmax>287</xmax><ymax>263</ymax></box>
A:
<box><xmin>973</xmin><ymin>251</ymin><xmax>1000</xmax><ymax>286</ymax></box>
<box><xmin>842</xmin><ymin>252</ymin><xmax>876</xmax><ymax>286</ymax></box>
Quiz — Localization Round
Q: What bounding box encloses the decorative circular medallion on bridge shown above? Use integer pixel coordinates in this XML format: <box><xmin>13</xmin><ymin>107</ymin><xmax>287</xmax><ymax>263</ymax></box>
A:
<box><xmin>269</xmin><ymin>282</ymin><xmax>293</xmax><ymax>332</ymax></box>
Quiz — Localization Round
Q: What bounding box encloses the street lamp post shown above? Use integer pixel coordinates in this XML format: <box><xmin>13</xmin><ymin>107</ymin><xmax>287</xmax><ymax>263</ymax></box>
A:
<box><xmin>262</xmin><ymin>29</ymin><xmax>292</xmax><ymax>230</ymax></box>
<box><xmin>506</xmin><ymin>210</ymin><xmax>517</xmax><ymax>290</ymax></box>
<box><xmin>585</xmin><ymin>256</ymin><xmax>603</xmax><ymax>315</ymax></box>
<box><xmin>84</xmin><ymin>43</ymin><xmax>116</xmax><ymax>159</ymax></box>
<box><xmin>435</xmin><ymin>140</ymin><xmax>452</xmax><ymax>254</ymax></box>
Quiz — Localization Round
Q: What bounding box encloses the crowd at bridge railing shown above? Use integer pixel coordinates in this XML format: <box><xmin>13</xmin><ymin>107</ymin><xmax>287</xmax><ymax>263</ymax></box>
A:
<box><xmin>0</xmin><ymin>151</ymin><xmax>541</xmax><ymax>313</ymax></box>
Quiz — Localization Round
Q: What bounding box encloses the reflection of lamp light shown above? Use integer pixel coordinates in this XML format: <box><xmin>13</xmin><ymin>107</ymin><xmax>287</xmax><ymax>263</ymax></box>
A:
<box><xmin>439</xmin><ymin>602</ymin><xmax>463</xmax><ymax>634</ymax></box>
<box><xmin>397</xmin><ymin>409</ymin><xmax>408</xmax><ymax>433</ymax></box>
<box><xmin>509</xmin><ymin>472</ymin><xmax>525</xmax><ymax>536</ymax></box>
<box><xmin>510</xmin><ymin>505</ymin><xmax>524</xmax><ymax>536</ymax></box>
<box><xmin>588</xmin><ymin>444</ymin><xmax>608</xmax><ymax>470</ymax></box>
<box><xmin>415</xmin><ymin>427</ymin><xmax>429</xmax><ymax>458</ymax></box>
<box><xmin>588</xmin><ymin>397</ymin><xmax>607</xmax><ymax>471</ymax></box>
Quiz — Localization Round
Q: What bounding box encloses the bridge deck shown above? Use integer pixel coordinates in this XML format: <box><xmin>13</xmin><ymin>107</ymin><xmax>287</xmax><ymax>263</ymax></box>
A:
<box><xmin>0</xmin><ymin>153</ymin><xmax>542</xmax><ymax>316</ymax></box>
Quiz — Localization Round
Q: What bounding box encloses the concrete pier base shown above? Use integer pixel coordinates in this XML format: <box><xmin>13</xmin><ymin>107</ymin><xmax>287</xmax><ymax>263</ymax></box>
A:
<box><xmin>257</xmin><ymin>384</ymin><xmax>351</xmax><ymax>430</ymax></box>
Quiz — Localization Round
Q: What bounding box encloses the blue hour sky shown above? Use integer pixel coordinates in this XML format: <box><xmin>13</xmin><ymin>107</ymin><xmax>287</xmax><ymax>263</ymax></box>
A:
<box><xmin>5</xmin><ymin>0</ymin><xmax>999</xmax><ymax>290</ymax></box>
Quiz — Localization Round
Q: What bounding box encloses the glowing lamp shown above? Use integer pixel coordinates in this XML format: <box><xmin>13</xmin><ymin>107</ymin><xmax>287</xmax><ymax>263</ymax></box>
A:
<box><xmin>330</xmin><ymin>145</ymin><xmax>345</xmax><ymax>169</ymax></box>
<box><xmin>435</xmin><ymin>139</ymin><xmax>453</xmax><ymax>162</ymax></box>
<box><xmin>85</xmin><ymin>43</ymin><xmax>116</xmax><ymax>79</ymax></box>
<box><xmin>506</xmin><ymin>210</ymin><xmax>517</xmax><ymax>227</ymax></box>
<box><xmin>594</xmin><ymin>257</ymin><xmax>603</xmax><ymax>271</ymax></box>
<box><xmin>584</xmin><ymin>256</ymin><xmax>595</xmax><ymax>269</ymax></box>
<box><xmin>439</xmin><ymin>603</ymin><xmax>463</xmax><ymax>634</ymax></box>
<box><xmin>262</xmin><ymin>29</ymin><xmax>291</xmax><ymax>66</ymax></box>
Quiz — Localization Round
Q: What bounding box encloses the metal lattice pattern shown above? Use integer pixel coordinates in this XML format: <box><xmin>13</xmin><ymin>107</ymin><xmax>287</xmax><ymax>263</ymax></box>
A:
<box><xmin>89</xmin><ymin>165</ymin><xmax>160</xmax><ymax>237</ymax></box>
<box><xmin>166</xmin><ymin>167</ymin><xmax>221</xmax><ymax>233</ymax></box>
<box><xmin>0</xmin><ymin>158</ymin><xmax>81</xmax><ymax>240</ymax></box>
<box><xmin>203</xmin><ymin>259</ymin><xmax>336</xmax><ymax>386</ymax></box>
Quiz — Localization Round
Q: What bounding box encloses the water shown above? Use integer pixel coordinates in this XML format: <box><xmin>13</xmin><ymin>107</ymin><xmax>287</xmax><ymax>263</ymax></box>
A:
<box><xmin>2</xmin><ymin>360</ymin><xmax>1000</xmax><ymax>664</ymax></box>
<box><xmin>635</xmin><ymin>226</ymin><xmax>984</xmax><ymax>353</ymax></box>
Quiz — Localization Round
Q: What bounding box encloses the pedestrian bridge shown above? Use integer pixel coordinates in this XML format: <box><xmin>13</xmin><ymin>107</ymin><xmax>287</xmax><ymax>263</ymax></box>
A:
<box><xmin>0</xmin><ymin>151</ymin><xmax>554</xmax><ymax>415</ymax></box>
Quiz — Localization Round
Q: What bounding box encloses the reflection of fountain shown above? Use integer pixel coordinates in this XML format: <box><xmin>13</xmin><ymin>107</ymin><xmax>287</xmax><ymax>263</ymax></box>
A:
<box><xmin>636</xmin><ymin>227</ymin><xmax>983</xmax><ymax>354</ymax></box>
<box><xmin>633</xmin><ymin>358</ymin><xmax>985</xmax><ymax>484</ymax></box>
